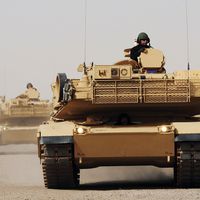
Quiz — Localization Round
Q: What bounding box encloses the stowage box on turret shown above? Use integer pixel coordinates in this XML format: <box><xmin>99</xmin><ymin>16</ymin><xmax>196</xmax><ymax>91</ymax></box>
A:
<box><xmin>37</xmin><ymin>48</ymin><xmax>200</xmax><ymax>188</ymax></box>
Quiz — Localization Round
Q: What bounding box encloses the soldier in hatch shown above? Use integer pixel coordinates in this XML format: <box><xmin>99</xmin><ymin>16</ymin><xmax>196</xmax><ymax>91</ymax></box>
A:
<box><xmin>117</xmin><ymin>32</ymin><xmax>151</xmax><ymax>69</ymax></box>
<box><xmin>17</xmin><ymin>83</ymin><xmax>40</xmax><ymax>100</ymax></box>
<box><xmin>25</xmin><ymin>83</ymin><xmax>40</xmax><ymax>100</ymax></box>
<box><xmin>130</xmin><ymin>32</ymin><xmax>151</xmax><ymax>62</ymax></box>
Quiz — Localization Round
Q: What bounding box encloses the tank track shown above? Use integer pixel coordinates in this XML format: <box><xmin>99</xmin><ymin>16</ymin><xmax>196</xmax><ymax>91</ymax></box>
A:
<box><xmin>41</xmin><ymin>144</ymin><xmax>80</xmax><ymax>189</ymax></box>
<box><xmin>175</xmin><ymin>142</ymin><xmax>200</xmax><ymax>188</ymax></box>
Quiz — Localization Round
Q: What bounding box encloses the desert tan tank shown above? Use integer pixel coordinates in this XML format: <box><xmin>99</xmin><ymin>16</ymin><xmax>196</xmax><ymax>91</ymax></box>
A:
<box><xmin>0</xmin><ymin>83</ymin><xmax>52</xmax><ymax>144</ymax></box>
<box><xmin>37</xmin><ymin>47</ymin><xmax>200</xmax><ymax>189</ymax></box>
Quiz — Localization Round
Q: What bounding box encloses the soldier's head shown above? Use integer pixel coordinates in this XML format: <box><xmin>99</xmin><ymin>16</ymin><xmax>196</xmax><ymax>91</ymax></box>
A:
<box><xmin>26</xmin><ymin>83</ymin><xmax>33</xmax><ymax>89</ymax></box>
<box><xmin>137</xmin><ymin>32</ymin><xmax>150</xmax><ymax>46</ymax></box>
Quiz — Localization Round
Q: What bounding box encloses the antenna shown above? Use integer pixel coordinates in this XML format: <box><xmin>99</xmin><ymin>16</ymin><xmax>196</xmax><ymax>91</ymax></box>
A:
<box><xmin>3</xmin><ymin>66</ymin><xmax>7</xmax><ymax>97</ymax></box>
<box><xmin>185</xmin><ymin>0</ymin><xmax>190</xmax><ymax>70</ymax></box>
<box><xmin>83</xmin><ymin>0</ymin><xmax>87</xmax><ymax>64</ymax></box>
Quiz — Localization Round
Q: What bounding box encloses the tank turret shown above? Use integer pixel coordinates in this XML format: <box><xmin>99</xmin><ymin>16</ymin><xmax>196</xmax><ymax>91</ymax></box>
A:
<box><xmin>50</xmin><ymin>48</ymin><xmax>200</xmax><ymax>121</ymax></box>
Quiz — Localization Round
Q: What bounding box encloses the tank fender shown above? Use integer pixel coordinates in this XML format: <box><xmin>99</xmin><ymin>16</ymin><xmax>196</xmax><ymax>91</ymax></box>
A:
<box><xmin>38</xmin><ymin>121</ymin><xmax>75</xmax><ymax>145</ymax></box>
<box><xmin>175</xmin><ymin>134</ymin><xmax>200</xmax><ymax>142</ymax></box>
<box><xmin>173</xmin><ymin>122</ymin><xmax>200</xmax><ymax>142</ymax></box>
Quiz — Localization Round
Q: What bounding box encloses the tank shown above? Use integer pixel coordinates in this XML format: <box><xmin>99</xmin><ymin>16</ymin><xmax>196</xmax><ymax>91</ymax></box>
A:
<box><xmin>0</xmin><ymin>84</ymin><xmax>52</xmax><ymax>144</ymax></box>
<box><xmin>37</xmin><ymin>48</ymin><xmax>200</xmax><ymax>188</ymax></box>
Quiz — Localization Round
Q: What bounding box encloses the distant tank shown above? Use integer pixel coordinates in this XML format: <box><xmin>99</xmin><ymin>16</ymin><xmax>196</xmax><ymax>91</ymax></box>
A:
<box><xmin>0</xmin><ymin>83</ymin><xmax>52</xmax><ymax>144</ymax></box>
<box><xmin>37</xmin><ymin>47</ymin><xmax>200</xmax><ymax>188</ymax></box>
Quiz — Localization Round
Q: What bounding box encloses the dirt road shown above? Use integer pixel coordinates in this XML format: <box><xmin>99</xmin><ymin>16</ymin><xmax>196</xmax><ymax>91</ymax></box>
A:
<box><xmin>0</xmin><ymin>144</ymin><xmax>200</xmax><ymax>200</ymax></box>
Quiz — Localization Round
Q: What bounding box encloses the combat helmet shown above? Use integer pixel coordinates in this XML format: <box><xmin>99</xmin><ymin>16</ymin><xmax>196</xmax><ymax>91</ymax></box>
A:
<box><xmin>26</xmin><ymin>83</ymin><xmax>33</xmax><ymax>89</ymax></box>
<box><xmin>137</xmin><ymin>32</ymin><xmax>150</xmax><ymax>43</ymax></box>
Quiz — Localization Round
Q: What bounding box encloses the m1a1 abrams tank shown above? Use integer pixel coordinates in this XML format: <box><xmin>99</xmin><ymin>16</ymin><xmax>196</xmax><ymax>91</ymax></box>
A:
<box><xmin>37</xmin><ymin>47</ymin><xmax>200</xmax><ymax>189</ymax></box>
<box><xmin>0</xmin><ymin>83</ymin><xmax>52</xmax><ymax>144</ymax></box>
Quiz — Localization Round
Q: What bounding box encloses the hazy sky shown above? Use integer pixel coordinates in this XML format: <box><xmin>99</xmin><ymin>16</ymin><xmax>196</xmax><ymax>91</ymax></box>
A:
<box><xmin>0</xmin><ymin>0</ymin><xmax>200</xmax><ymax>99</ymax></box>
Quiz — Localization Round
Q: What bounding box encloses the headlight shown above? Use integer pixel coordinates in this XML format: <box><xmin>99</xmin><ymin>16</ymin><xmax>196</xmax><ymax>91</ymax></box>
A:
<box><xmin>0</xmin><ymin>126</ymin><xmax>7</xmax><ymax>131</ymax></box>
<box><xmin>75</xmin><ymin>126</ymin><xmax>88</xmax><ymax>135</ymax></box>
<box><xmin>158</xmin><ymin>125</ymin><xmax>173</xmax><ymax>133</ymax></box>
<box><xmin>161</xmin><ymin>126</ymin><xmax>168</xmax><ymax>132</ymax></box>
<box><xmin>77</xmin><ymin>127</ymin><xmax>84</xmax><ymax>134</ymax></box>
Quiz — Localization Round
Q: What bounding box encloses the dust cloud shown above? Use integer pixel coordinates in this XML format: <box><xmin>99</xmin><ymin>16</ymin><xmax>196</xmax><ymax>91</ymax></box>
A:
<box><xmin>3</xmin><ymin>144</ymin><xmax>198</xmax><ymax>200</ymax></box>
<box><xmin>0</xmin><ymin>144</ymin><xmax>43</xmax><ymax>186</ymax></box>
<box><xmin>81</xmin><ymin>166</ymin><xmax>172</xmax><ymax>186</ymax></box>
<box><xmin>0</xmin><ymin>144</ymin><xmax>172</xmax><ymax>188</ymax></box>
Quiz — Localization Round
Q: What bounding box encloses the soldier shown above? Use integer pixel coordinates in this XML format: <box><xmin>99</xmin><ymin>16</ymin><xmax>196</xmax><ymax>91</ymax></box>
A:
<box><xmin>121</xmin><ymin>32</ymin><xmax>151</xmax><ymax>71</ymax></box>
<box><xmin>130</xmin><ymin>32</ymin><xmax>151</xmax><ymax>62</ymax></box>
<box><xmin>17</xmin><ymin>83</ymin><xmax>40</xmax><ymax>100</ymax></box>
<box><xmin>25</xmin><ymin>83</ymin><xmax>40</xmax><ymax>100</ymax></box>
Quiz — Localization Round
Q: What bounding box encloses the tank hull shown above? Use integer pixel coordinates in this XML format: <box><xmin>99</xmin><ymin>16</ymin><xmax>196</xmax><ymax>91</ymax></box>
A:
<box><xmin>0</xmin><ymin>99</ymin><xmax>52</xmax><ymax>144</ymax></box>
<box><xmin>73</xmin><ymin>128</ymin><xmax>174</xmax><ymax>168</ymax></box>
<box><xmin>38</xmin><ymin>119</ymin><xmax>200</xmax><ymax>188</ymax></box>
<box><xmin>0</xmin><ymin>114</ymin><xmax>51</xmax><ymax>144</ymax></box>
<box><xmin>0</xmin><ymin>126</ymin><xmax>37</xmax><ymax>144</ymax></box>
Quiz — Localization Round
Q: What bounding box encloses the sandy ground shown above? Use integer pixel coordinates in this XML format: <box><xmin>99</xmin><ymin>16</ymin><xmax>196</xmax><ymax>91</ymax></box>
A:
<box><xmin>0</xmin><ymin>144</ymin><xmax>200</xmax><ymax>200</ymax></box>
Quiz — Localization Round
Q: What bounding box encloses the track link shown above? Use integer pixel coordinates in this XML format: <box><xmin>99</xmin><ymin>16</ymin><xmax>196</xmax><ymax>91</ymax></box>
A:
<box><xmin>175</xmin><ymin>142</ymin><xmax>200</xmax><ymax>188</ymax></box>
<box><xmin>41</xmin><ymin>144</ymin><xmax>79</xmax><ymax>189</ymax></box>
